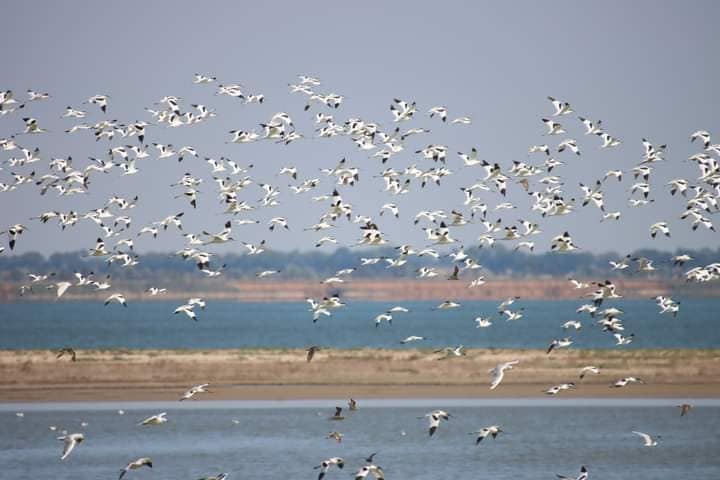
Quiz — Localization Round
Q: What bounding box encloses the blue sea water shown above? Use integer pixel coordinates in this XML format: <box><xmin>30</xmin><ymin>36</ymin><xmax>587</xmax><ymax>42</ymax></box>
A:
<box><xmin>0</xmin><ymin>298</ymin><xmax>718</xmax><ymax>350</ymax></box>
<box><xmin>0</xmin><ymin>399</ymin><xmax>718</xmax><ymax>480</ymax></box>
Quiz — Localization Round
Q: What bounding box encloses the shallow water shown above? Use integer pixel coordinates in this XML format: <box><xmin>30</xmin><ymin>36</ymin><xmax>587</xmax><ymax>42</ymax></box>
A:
<box><xmin>1</xmin><ymin>399</ymin><xmax>718</xmax><ymax>480</ymax></box>
<box><xmin>0</xmin><ymin>298</ymin><xmax>718</xmax><ymax>350</ymax></box>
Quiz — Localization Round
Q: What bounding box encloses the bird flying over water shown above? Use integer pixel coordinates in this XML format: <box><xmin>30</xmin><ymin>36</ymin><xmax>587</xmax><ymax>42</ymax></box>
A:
<box><xmin>58</xmin><ymin>433</ymin><xmax>84</xmax><ymax>460</ymax></box>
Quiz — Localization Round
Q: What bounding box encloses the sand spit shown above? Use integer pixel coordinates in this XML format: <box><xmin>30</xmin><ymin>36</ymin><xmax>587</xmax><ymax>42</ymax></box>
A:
<box><xmin>1</xmin><ymin>348</ymin><xmax>718</xmax><ymax>402</ymax></box>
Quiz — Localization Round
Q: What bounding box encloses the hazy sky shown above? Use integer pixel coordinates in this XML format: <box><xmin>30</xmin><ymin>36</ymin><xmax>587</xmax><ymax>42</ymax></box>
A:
<box><xmin>1</xmin><ymin>1</ymin><xmax>719</xmax><ymax>256</ymax></box>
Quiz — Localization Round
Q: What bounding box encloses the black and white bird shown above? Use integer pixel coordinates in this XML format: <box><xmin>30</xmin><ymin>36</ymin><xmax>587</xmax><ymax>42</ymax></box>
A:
<box><xmin>104</xmin><ymin>293</ymin><xmax>127</xmax><ymax>307</ymax></box>
<box><xmin>58</xmin><ymin>433</ymin><xmax>84</xmax><ymax>460</ymax></box>
<box><xmin>314</xmin><ymin>457</ymin><xmax>344</xmax><ymax>480</ymax></box>
<box><xmin>543</xmin><ymin>383</ymin><xmax>575</xmax><ymax>395</ymax></box>
<box><xmin>119</xmin><ymin>457</ymin><xmax>153</xmax><ymax>479</ymax></box>
<box><xmin>649</xmin><ymin>222</ymin><xmax>671</xmax><ymax>238</ymax></box>
<box><xmin>355</xmin><ymin>464</ymin><xmax>384</xmax><ymax>480</ymax></box>
<box><xmin>470</xmin><ymin>425</ymin><xmax>502</xmax><ymax>444</ymax></box>
<box><xmin>556</xmin><ymin>465</ymin><xmax>588</xmax><ymax>480</ymax></box>
<box><xmin>421</xmin><ymin>411</ymin><xmax>448</xmax><ymax>436</ymax></box>
<box><xmin>579</xmin><ymin>366</ymin><xmax>600</xmax><ymax>379</ymax></box>
<box><xmin>547</xmin><ymin>337</ymin><xmax>573</xmax><ymax>354</ymax></box>
<box><xmin>542</xmin><ymin>118</ymin><xmax>566</xmax><ymax>135</ymax></box>
<box><xmin>548</xmin><ymin>96</ymin><xmax>573</xmax><ymax>116</ymax></box>
<box><xmin>612</xmin><ymin>376</ymin><xmax>643</xmax><ymax>388</ymax></box>
<box><xmin>179</xmin><ymin>383</ymin><xmax>210</xmax><ymax>400</ymax></box>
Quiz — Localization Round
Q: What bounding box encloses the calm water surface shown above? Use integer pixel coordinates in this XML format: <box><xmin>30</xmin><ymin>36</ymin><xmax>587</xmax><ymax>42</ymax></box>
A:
<box><xmin>0</xmin><ymin>299</ymin><xmax>718</xmax><ymax>349</ymax></box>
<box><xmin>0</xmin><ymin>399</ymin><xmax>718</xmax><ymax>480</ymax></box>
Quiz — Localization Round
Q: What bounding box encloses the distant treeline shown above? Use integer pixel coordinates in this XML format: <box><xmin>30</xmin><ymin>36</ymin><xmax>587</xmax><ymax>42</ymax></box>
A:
<box><xmin>1</xmin><ymin>245</ymin><xmax>718</xmax><ymax>282</ymax></box>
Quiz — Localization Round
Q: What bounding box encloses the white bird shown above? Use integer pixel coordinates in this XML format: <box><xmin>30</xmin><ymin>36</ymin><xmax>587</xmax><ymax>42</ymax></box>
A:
<box><xmin>543</xmin><ymin>383</ymin><xmax>575</xmax><ymax>395</ymax></box>
<box><xmin>139</xmin><ymin>412</ymin><xmax>167</xmax><ymax>426</ymax></box>
<box><xmin>542</xmin><ymin>118</ymin><xmax>566</xmax><ymax>135</ymax></box>
<box><xmin>193</xmin><ymin>73</ymin><xmax>217</xmax><ymax>84</ymax></box>
<box><xmin>179</xmin><ymin>383</ymin><xmax>210</xmax><ymax>401</ymax></box>
<box><xmin>649</xmin><ymin>222</ymin><xmax>671</xmax><ymax>238</ymax></box>
<box><xmin>489</xmin><ymin>360</ymin><xmax>519</xmax><ymax>389</ymax></box>
<box><xmin>579</xmin><ymin>366</ymin><xmax>600</xmax><ymax>379</ymax></box>
<box><xmin>436</xmin><ymin>300</ymin><xmax>461</xmax><ymax>310</ymax></box>
<box><xmin>314</xmin><ymin>457</ymin><xmax>344</xmax><ymax>480</ymax></box>
<box><xmin>558</xmin><ymin>138</ymin><xmax>581</xmax><ymax>155</ymax></box>
<box><xmin>104</xmin><ymin>293</ymin><xmax>127</xmax><ymax>307</ymax></box>
<box><xmin>400</xmin><ymin>335</ymin><xmax>425</xmax><ymax>344</ymax></box>
<box><xmin>451</xmin><ymin>116</ymin><xmax>472</xmax><ymax>125</ymax></box>
<box><xmin>501</xmin><ymin>308</ymin><xmax>524</xmax><ymax>321</ymax></box>
<box><xmin>470</xmin><ymin>425</ymin><xmax>503</xmax><ymax>444</ymax></box>
<box><xmin>557</xmin><ymin>465</ymin><xmax>588</xmax><ymax>480</ymax></box>
<box><xmin>632</xmin><ymin>431</ymin><xmax>659</xmax><ymax>447</ymax></box>
<box><xmin>656</xmin><ymin>295</ymin><xmax>680</xmax><ymax>317</ymax></box>
<box><xmin>374</xmin><ymin>313</ymin><xmax>392</xmax><ymax>327</ymax></box>
<box><xmin>475</xmin><ymin>317</ymin><xmax>493</xmax><ymax>328</ymax></box>
<box><xmin>434</xmin><ymin>345</ymin><xmax>465</xmax><ymax>358</ymax></box>
<box><xmin>242</xmin><ymin>240</ymin><xmax>266</xmax><ymax>255</ymax></box>
<box><xmin>380</xmin><ymin>203</ymin><xmax>399</xmax><ymax>218</ymax></box>
<box><xmin>428</xmin><ymin>105</ymin><xmax>447</xmax><ymax>122</ymax></box>
<box><xmin>613</xmin><ymin>376</ymin><xmax>643</xmax><ymax>388</ymax></box>
<box><xmin>50</xmin><ymin>281</ymin><xmax>73</xmax><ymax>298</ymax></box>
<box><xmin>547</xmin><ymin>337</ymin><xmax>573</xmax><ymax>354</ymax></box>
<box><xmin>119</xmin><ymin>457</ymin><xmax>153</xmax><ymax>479</ymax></box>
<box><xmin>257</xmin><ymin>270</ymin><xmax>280</xmax><ymax>278</ymax></box>
<box><xmin>86</xmin><ymin>94</ymin><xmax>109</xmax><ymax>113</ymax></box>
<box><xmin>599</xmin><ymin>132</ymin><xmax>621</xmax><ymax>148</ymax></box>
<box><xmin>458</xmin><ymin>147</ymin><xmax>482</xmax><ymax>166</ymax></box>
<box><xmin>548</xmin><ymin>96</ymin><xmax>573</xmax><ymax>116</ymax></box>
<box><xmin>424</xmin><ymin>414</ymin><xmax>442</xmax><ymax>436</ymax></box>
<box><xmin>610</xmin><ymin>255</ymin><xmax>632</xmax><ymax>271</ymax></box>
<box><xmin>58</xmin><ymin>433</ymin><xmax>84</xmax><ymax>460</ymax></box>
<box><xmin>355</xmin><ymin>465</ymin><xmax>384</xmax><ymax>480</ymax></box>
<box><xmin>391</xmin><ymin>98</ymin><xmax>417</xmax><ymax>122</ymax></box>
<box><xmin>387</xmin><ymin>305</ymin><xmax>410</xmax><ymax>313</ymax></box>
<box><xmin>562</xmin><ymin>320</ymin><xmax>582</xmax><ymax>330</ymax></box>
<box><xmin>569</xmin><ymin>278</ymin><xmax>590</xmax><ymax>289</ymax></box>
<box><xmin>580</xmin><ymin>117</ymin><xmax>603</xmax><ymax>135</ymax></box>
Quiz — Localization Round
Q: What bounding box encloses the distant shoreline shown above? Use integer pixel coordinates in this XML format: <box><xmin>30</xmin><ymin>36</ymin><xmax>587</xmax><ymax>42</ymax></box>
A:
<box><xmin>1</xmin><ymin>277</ymin><xmax>718</xmax><ymax>303</ymax></box>
<box><xmin>1</xmin><ymin>348</ymin><xmax>718</xmax><ymax>402</ymax></box>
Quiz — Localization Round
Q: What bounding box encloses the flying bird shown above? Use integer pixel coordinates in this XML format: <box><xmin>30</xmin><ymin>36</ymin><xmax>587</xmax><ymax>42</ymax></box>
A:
<box><xmin>314</xmin><ymin>457</ymin><xmax>344</xmax><ymax>480</ymax></box>
<box><xmin>58</xmin><ymin>433</ymin><xmax>84</xmax><ymax>461</ymax></box>
<box><xmin>632</xmin><ymin>431</ymin><xmax>659</xmax><ymax>447</ymax></box>
<box><xmin>470</xmin><ymin>425</ymin><xmax>503</xmax><ymax>444</ymax></box>
<box><xmin>557</xmin><ymin>465</ymin><xmax>588</xmax><ymax>480</ymax></box>
<box><xmin>489</xmin><ymin>360</ymin><xmax>519</xmax><ymax>389</ymax></box>
<box><xmin>119</xmin><ymin>457</ymin><xmax>153</xmax><ymax>479</ymax></box>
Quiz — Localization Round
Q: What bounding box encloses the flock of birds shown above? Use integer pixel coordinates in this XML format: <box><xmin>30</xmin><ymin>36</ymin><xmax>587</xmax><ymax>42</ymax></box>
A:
<box><xmin>2</xmin><ymin>72</ymin><xmax>718</xmax><ymax>479</ymax></box>
<box><xmin>36</xmin><ymin>390</ymin><xmax>692</xmax><ymax>480</ymax></box>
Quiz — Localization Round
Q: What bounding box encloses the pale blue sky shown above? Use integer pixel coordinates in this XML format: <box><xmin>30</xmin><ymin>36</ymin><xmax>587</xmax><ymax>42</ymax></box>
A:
<box><xmin>1</xmin><ymin>1</ymin><xmax>718</xmax><ymax>255</ymax></box>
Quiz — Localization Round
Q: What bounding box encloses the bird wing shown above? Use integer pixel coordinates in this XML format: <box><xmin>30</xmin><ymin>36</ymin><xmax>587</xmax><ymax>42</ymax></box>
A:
<box><xmin>61</xmin><ymin>436</ymin><xmax>76</xmax><ymax>460</ymax></box>
<box><xmin>57</xmin><ymin>282</ymin><xmax>71</xmax><ymax>298</ymax></box>
<box><xmin>632</xmin><ymin>431</ymin><xmax>652</xmax><ymax>444</ymax></box>
<box><xmin>489</xmin><ymin>368</ymin><xmax>504</xmax><ymax>389</ymax></box>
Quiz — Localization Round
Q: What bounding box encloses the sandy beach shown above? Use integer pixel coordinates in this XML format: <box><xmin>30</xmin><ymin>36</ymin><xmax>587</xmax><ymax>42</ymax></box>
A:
<box><xmin>1</xmin><ymin>348</ymin><xmax>718</xmax><ymax>402</ymax></box>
